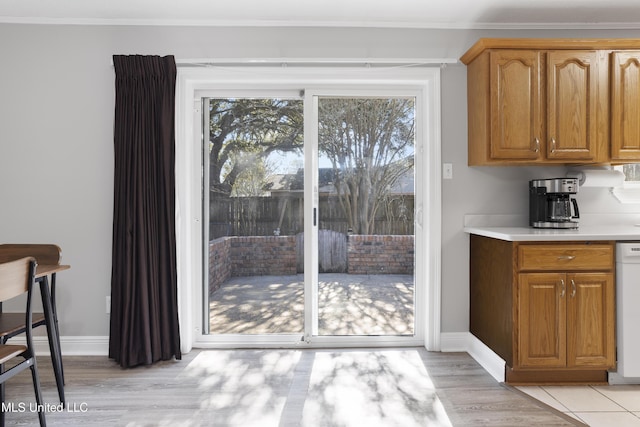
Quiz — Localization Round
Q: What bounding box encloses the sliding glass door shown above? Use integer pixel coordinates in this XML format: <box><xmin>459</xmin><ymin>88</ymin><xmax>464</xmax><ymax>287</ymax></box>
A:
<box><xmin>199</xmin><ymin>89</ymin><xmax>419</xmax><ymax>346</ymax></box>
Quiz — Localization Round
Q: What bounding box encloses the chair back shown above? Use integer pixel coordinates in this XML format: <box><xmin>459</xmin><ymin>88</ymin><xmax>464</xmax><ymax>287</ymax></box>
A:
<box><xmin>0</xmin><ymin>257</ymin><xmax>36</xmax><ymax>303</ymax></box>
<box><xmin>0</xmin><ymin>244</ymin><xmax>62</xmax><ymax>265</ymax></box>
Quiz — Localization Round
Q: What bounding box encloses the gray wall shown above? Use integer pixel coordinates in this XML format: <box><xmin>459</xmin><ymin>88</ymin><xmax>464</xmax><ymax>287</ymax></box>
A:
<box><xmin>2</xmin><ymin>23</ymin><xmax>640</xmax><ymax>340</ymax></box>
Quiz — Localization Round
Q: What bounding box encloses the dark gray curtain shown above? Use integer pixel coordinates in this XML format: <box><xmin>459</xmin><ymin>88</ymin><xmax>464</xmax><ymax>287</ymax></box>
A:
<box><xmin>109</xmin><ymin>55</ymin><xmax>181</xmax><ymax>368</ymax></box>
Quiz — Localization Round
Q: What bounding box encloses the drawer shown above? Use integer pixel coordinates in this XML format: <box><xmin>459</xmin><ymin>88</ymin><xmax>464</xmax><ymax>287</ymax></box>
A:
<box><xmin>518</xmin><ymin>244</ymin><xmax>614</xmax><ymax>271</ymax></box>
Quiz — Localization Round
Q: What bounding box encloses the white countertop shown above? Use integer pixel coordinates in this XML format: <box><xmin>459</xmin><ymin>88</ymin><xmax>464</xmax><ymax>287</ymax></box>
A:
<box><xmin>464</xmin><ymin>224</ymin><xmax>640</xmax><ymax>242</ymax></box>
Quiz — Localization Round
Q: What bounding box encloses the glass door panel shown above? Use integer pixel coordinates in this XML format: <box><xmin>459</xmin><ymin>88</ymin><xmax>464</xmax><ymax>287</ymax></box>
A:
<box><xmin>201</xmin><ymin>94</ymin><xmax>417</xmax><ymax>341</ymax></box>
<box><xmin>203</xmin><ymin>97</ymin><xmax>305</xmax><ymax>335</ymax></box>
<box><xmin>315</xmin><ymin>97</ymin><xmax>416</xmax><ymax>336</ymax></box>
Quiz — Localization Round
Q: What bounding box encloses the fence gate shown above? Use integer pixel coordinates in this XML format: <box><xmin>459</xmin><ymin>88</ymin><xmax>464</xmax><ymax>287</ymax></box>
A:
<box><xmin>295</xmin><ymin>230</ymin><xmax>347</xmax><ymax>273</ymax></box>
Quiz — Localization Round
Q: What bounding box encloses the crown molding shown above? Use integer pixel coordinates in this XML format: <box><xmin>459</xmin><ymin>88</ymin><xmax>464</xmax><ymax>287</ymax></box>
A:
<box><xmin>4</xmin><ymin>16</ymin><xmax>640</xmax><ymax>30</ymax></box>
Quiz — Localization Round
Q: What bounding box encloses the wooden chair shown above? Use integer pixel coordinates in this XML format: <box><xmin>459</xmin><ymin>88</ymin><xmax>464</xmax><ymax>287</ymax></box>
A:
<box><xmin>0</xmin><ymin>245</ymin><xmax>58</xmax><ymax>361</ymax></box>
<box><xmin>0</xmin><ymin>244</ymin><xmax>64</xmax><ymax>404</ymax></box>
<box><xmin>0</xmin><ymin>244</ymin><xmax>62</xmax><ymax>265</ymax></box>
<box><xmin>0</xmin><ymin>257</ymin><xmax>46</xmax><ymax>426</ymax></box>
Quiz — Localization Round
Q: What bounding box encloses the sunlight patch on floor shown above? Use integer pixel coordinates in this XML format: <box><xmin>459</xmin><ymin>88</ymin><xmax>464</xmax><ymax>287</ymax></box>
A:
<box><xmin>176</xmin><ymin>349</ymin><xmax>453</xmax><ymax>427</ymax></box>
<box><xmin>302</xmin><ymin>350</ymin><xmax>452</xmax><ymax>427</ymax></box>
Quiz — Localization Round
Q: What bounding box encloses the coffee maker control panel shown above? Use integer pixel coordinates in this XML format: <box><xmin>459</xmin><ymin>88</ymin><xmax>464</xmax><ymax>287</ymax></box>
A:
<box><xmin>530</xmin><ymin>178</ymin><xmax>578</xmax><ymax>194</ymax></box>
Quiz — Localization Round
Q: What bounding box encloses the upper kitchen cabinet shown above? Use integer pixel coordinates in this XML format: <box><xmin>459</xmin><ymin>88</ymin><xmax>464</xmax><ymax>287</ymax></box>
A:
<box><xmin>485</xmin><ymin>50</ymin><xmax>543</xmax><ymax>161</ymax></box>
<box><xmin>611</xmin><ymin>51</ymin><xmax>640</xmax><ymax>161</ymax></box>
<box><xmin>462</xmin><ymin>39</ymin><xmax>607</xmax><ymax>166</ymax></box>
<box><xmin>462</xmin><ymin>38</ymin><xmax>640</xmax><ymax>166</ymax></box>
<box><xmin>546</xmin><ymin>50</ymin><xmax>601</xmax><ymax>162</ymax></box>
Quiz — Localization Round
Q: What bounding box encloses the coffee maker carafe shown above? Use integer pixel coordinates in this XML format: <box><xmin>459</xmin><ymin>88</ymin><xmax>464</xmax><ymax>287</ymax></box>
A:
<box><xmin>529</xmin><ymin>178</ymin><xmax>580</xmax><ymax>229</ymax></box>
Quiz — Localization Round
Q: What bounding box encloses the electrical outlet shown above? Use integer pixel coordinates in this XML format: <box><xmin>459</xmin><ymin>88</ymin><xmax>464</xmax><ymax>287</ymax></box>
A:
<box><xmin>106</xmin><ymin>296</ymin><xmax>111</xmax><ymax>314</ymax></box>
<box><xmin>443</xmin><ymin>163</ymin><xmax>453</xmax><ymax>179</ymax></box>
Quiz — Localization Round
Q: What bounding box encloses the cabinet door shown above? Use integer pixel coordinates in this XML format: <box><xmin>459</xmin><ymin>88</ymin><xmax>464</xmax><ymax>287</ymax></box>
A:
<box><xmin>546</xmin><ymin>51</ymin><xmax>599</xmax><ymax>161</ymax></box>
<box><xmin>566</xmin><ymin>273</ymin><xmax>616</xmax><ymax>368</ymax></box>
<box><xmin>611</xmin><ymin>51</ymin><xmax>640</xmax><ymax>161</ymax></box>
<box><xmin>518</xmin><ymin>273</ymin><xmax>566</xmax><ymax>368</ymax></box>
<box><xmin>489</xmin><ymin>50</ymin><xmax>543</xmax><ymax>160</ymax></box>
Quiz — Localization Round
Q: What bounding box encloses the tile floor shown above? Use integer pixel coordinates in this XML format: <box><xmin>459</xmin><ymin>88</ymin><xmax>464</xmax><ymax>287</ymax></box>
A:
<box><xmin>518</xmin><ymin>384</ymin><xmax>640</xmax><ymax>426</ymax></box>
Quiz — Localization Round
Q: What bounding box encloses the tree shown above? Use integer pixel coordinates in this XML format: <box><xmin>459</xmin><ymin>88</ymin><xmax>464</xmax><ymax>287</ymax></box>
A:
<box><xmin>228</xmin><ymin>153</ymin><xmax>276</xmax><ymax>197</ymax></box>
<box><xmin>208</xmin><ymin>98</ymin><xmax>303</xmax><ymax>197</ymax></box>
<box><xmin>318</xmin><ymin>98</ymin><xmax>415</xmax><ymax>234</ymax></box>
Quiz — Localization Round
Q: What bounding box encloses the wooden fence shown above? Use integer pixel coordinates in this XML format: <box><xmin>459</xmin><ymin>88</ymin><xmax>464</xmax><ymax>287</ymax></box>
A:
<box><xmin>209</xmin><ymin>194</ymin><xmax>414</xmax><ymax>239</ymax></box>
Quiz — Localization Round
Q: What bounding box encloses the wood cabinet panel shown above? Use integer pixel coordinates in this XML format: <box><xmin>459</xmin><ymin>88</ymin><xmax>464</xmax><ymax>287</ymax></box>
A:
<box><xmin>489</xmin><ymin>50</ymin><xmax>542</xmax><ymax>160</ymax></box>
<box><xmin>460</xmin><ymin>38</ymin><xmax>640</xmax><ymax>65</ymax></box>
<box><xmin>518</xmin><ymin>273</ymin><xmax>566</xmax><ymax>368</ymax></box>
<box><xmin>469</xmin><ymin>235</ymin><xmax>515</xmax><ymax>367</ymax></box>
<box><xmin>546</xmin><ymin>51</ymin><xmax>599</xmax><ymax>161</ymax></box>
<box><xmin>611</xmin><ymin>51</ymin><xmax>640</xmax><ymax>160</ymax></box>
<box><xmin>567</xmin><ymin>273</ymin><xmax>616</xmax><ymax>367</ymax></box>
<box><xmin>518</xmin><ymin>243</ymin><xmax>614</xmax><ymax>271</ymax></box>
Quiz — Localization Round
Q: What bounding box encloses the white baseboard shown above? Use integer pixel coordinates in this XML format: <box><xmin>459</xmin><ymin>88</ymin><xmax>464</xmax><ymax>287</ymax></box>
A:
<box><xmin>440</xmin><ymin>332</ymin><xmax>505</xmax><ymax>383</ymax></box>
<box><xmin>8</xmin><ymin>336</ymin><xmax>110</xmax><ymax>356</ymax></box>
<box><xmin>466</xmin><ymin>333</ymin><xmax>505</xmax><ymax>383</ymax></box>
<box><xmin>11</xmin><ymin>332</ymin><xmax>507</xmax><ymax>381</ymax></box>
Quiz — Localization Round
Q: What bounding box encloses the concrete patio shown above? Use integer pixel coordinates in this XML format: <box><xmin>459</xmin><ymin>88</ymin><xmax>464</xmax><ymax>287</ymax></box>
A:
<box><xmin>209</xmin><ymin>273</ymin><xmax>414</xmax><ymax>336</ymax></box>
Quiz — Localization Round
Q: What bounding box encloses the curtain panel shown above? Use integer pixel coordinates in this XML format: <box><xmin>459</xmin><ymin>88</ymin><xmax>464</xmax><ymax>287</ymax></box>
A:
<box><xmin>109</xmin><ymin>55</ymin><xmax>181</xmax><ymax>368</ymax></box>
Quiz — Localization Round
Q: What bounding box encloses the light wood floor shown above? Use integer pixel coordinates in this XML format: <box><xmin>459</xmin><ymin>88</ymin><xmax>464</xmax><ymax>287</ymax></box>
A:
<box><xmin>3</xmin><ymin>348</ymin><xmax>583</xmax><ymax>426</ymax></box>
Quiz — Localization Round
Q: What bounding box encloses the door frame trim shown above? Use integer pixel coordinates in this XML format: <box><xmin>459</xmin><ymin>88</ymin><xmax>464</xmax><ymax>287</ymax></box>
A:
<box><xmin>175</xmin><ymin>66</ymin><xmax>442</xmax><ymax>352</ymax></box>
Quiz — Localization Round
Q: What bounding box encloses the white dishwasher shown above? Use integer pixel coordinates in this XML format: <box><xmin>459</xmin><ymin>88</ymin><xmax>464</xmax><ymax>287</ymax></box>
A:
<box><xmin>613</xmin><ymin>242</ymin><xmax>640</xmax><ymax>382</ymax></box>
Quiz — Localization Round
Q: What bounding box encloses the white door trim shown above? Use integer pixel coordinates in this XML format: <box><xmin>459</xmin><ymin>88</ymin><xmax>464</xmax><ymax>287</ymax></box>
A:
<box><xmin>174</xmin><ymin>66</ymin><xmax>442</xmax><ymax>352</ymax></box>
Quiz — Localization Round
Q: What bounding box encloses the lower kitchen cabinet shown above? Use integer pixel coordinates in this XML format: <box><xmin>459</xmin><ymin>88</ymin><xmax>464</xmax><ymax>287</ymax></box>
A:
<box><xmin>470</xmin><ymin>235</ymin><xmax>615</xmax><ymax>384</ymax></box>
<box><xmin>518</xmin><ymin>272</ymin><xmax>615</xmax><ymax>368</ymax></box>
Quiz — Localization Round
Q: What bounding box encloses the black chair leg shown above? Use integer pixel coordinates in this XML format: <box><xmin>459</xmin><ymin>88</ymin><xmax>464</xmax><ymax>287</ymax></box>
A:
<box><xmin>29</xmin><ymin>361</ymin><xmax>46</xmax><ymax>427</ymax></box>
<box><xmin>39</xmin><ymin>277</ymin><xmax>65</xmax><ymax>406</ymax></box>
<box><xmin>1</xmin><ymin>363</ymin><xmax>5</xmax><ymax>427</ymax></box>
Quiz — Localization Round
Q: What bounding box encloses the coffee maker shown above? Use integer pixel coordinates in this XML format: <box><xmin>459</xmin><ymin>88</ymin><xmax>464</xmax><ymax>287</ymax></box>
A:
<box><xmin>529</xmin><ymin>178</ymin><xmax>580</xmax><ymax>229</ymax></box>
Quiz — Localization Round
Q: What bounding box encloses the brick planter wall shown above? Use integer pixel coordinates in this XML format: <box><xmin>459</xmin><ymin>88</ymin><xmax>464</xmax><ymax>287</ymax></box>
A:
<box><xmin>209</xmin><ymin>234</ymin><xmax>414</xmax><ymax>293</ymax></box>
<box><xmin>230</xmin><ymin>236</ymin><xmax>297</xmax><ymax>276</ymax></box>
<box><xmin>208</xmin><ymin>237</ymin><xmax>231</xmax><ymax>293</ymax></box>
<box><xmin>347</xmin><ymin>235</ymin><xmax>414</xmax><ymax>274</ymax></box>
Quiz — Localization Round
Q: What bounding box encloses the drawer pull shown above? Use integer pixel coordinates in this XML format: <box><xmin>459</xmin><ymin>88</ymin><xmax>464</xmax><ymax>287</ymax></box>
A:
<box><xmin>560</xmin><ymin>279</ymin><xmax>565</xmax><ymax>298</ymax></box>
<box><xmin>557</xmin><ymin>255</ymin><xmax>576</xmax><ymax>261</ymax></box>
<box><xmin>571</xmin><ymin>280</ymin><xmax>576</xmax><ymax>298</ymax></box>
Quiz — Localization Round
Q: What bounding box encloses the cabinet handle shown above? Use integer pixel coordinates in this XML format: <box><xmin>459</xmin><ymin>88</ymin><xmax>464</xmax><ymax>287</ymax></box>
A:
<box><xmin>551</xmin><ymin>138</ymin><xmax>557</xmax><ymax>153</ymax></box>
<box><xmin>571</xmin><ymin>279</ymin><xmax>577</xmax><ymax>298</ymax></box>
<box><xmin>560</xmin><ymin>279</ymin><xmax>565</xmax><ymax>298</ymax></box>
<box><xmin>532</xmin><ymin>138</ymin><xmax>540</xmax><ymax>153</ymax></box>
<box><xmin>557</xmin><ymin>255</ymin><xmax>576</xmax><ymax>260</ymax></box>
